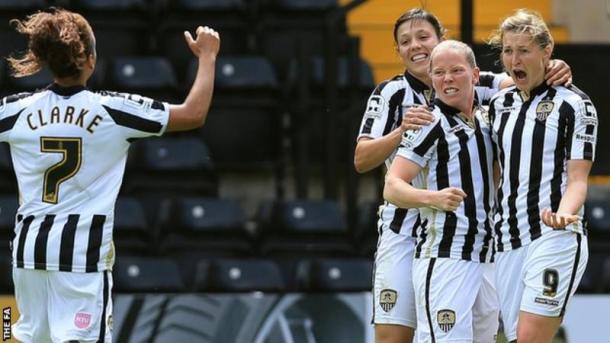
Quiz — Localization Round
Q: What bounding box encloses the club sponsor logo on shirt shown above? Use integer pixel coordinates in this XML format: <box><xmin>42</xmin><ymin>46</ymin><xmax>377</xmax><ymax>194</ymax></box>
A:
<box><xmin>379</xmin><ymin>289</ymin><xmax>397</xmax><ymax>312</ymax></box>
<box><xmin>437</xmin><ymin>309</ymin><xmax>456</xmax><ymax>332</ymax></box>
<box><xmin>365</xmin><ymin>95</ymin><xmax>385</xmax><ymax>118</ymax></box>
<box><xmin>575</xmin><ymin>133</ymin><xmax>596</xmax><ymax>143</ymax></box>
<box><xmin>535</xmin><ymin>297</ymin><xmax>559</xmax><ymax>307</ymax></box>
<box><xmin>535</xmin><ymin>100</ymin><xmax>554</xmax><ymax>121</ymax></box>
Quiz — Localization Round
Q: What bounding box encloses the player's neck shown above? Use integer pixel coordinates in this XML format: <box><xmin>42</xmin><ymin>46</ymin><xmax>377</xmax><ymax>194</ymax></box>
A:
<box><xmin>54</xmin><ymin>76</ymin><xmax>87</xmax><ymax>88</ymax></box>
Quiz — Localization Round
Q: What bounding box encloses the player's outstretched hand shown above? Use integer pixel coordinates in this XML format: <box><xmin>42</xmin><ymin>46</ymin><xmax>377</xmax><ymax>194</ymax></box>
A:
<box><xmin>541</xmin><ymin>208</ymin><xmax>579</xmax><ymax>229</ymax></box>
<box><xmin>432</xmin><ymin>187</ymin><xmax>466</xmax><ymax>212</ymax></box>
<box><xmin>184</xmin><ymin>26</ymin><xmax>220</xmax><ymax>59</ymax></box>
<box><xmin>402</xmin><ymin>105</ymin><xmax>434</xmax><ymax>131</ymax></box>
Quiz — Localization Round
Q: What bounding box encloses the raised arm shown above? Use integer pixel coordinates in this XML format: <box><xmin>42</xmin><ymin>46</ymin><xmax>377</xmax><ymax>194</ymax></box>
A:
<box><xmin>167</xmin><ymin>26</ymin><xmax>220</xmax><ymax>132</ymax></box>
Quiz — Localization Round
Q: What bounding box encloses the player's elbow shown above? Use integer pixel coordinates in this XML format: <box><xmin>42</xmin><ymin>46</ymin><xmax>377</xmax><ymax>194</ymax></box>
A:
<box><xmin>353</xmin><ymin>155</ymin><xmax>371</xmax><ymax>174</ymax></box>
<box><xmin>383</xmin><ymin>176</ymin><xmax>399</xmax><ymax>205</ymax></box>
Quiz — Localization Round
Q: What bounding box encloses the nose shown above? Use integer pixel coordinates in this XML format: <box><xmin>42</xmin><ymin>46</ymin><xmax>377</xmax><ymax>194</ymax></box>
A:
<box><xmin>511</xmin><ymin>53</ymin><xmax>520</xmax><ymax>67</ymax></box>
<box><xmin>410</xmin><ymin>38</ymin><xmax>422</xmax><ymax>50</ymax></box>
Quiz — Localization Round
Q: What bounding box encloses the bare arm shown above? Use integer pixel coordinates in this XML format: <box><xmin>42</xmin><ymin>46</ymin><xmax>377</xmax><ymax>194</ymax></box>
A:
<box><xmin>167</xmin><ymin>26</ymin><xmax>220</xmax><ymax>132</ymax></box>
<box><xmin>541</xmin><ymin>160</ymin><xmax>592</xmax><ymax>228</ymax></box>
<box><xmin>384</xmin><ymin>156</ymin><xmax>466</xmax><ymax>211</ymax></box>
<box><xmin>354</xmin><ymin>128</ymin><xmax>403</xmax><ymax>173</ymax></box>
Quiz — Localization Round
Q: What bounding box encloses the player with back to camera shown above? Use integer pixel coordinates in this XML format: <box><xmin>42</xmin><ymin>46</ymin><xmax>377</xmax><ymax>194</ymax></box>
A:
<box><xmin>2</xmin><ymin>8</ymin><xmax>219</xmax><ymax>343</ymax></box>
<box><xmin>354</xmin><ymin>8</ymin><xmax>572</xmax><ymax>343</ymax></box>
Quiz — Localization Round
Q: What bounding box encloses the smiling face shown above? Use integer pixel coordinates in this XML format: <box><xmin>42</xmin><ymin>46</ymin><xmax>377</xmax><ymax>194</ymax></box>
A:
<box><xmin>395</xmin><ymin>19</ymin><xmax>441</xmax><ymax>81</ymax></box>
<box><xmin>502</xmin><ymin>31</ymin><xmax>552</xmax><ymax>93</ymax></box>
<box><xmin>430</xmin><ymin>44</ymin><xmax>479</xmax><ymax>113</ymax></box>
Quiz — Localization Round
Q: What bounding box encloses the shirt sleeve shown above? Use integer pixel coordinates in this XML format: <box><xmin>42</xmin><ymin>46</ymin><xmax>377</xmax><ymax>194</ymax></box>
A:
<box><xmin>569</xmin><ymin>98</ymin><xmax>598</xmax><ymax>161</ymax></box>
<box><xmin>476</xmin><ymin>72</ymin><xmax>510</xmax><ymax>105</ymax></box>
<box><xmin>357</xmin><ymin>80</ymin><xmax>397</xmax><ymax>141</ymax></box>
<box><xmin>0</xmin><ymin>94</ymin><xmax>33</xmax><ymax>142</ymax></box>
<box><xmin>395</xmin><ymin>118</ymin><xmax>442</xmax><ymax>168</ymax></box>
<box><xmin>101</xmin><ymin>92</ymin><xmax>170</xmax><ymax>140</ymax></box>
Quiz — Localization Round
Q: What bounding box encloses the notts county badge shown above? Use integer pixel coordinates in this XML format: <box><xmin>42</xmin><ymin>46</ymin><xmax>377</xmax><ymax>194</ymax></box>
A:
<box><xmin>379</xmin><ymin>289</ymin><xmax>397</xmax><ymax>312</ymax></box>
<box><xmin>437</xmin><ymin>309</ymin><xmax>456</xmax><ymax>333</ymax></box>
<box><xmin>535</xmin><ymin>100</ymin><xmax>554</xmax><ymax>121</ymax></box>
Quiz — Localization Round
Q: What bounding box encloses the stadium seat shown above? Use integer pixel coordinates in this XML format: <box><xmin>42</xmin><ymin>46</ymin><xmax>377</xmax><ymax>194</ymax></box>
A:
<box><xmin>207</xmin><ymin>258</ymin><xmax>285</xmax><ymax>292</ymax></box>
<box><xmin>585</xmin><ymin>198</ymin><xmax>610</xmax><ymax>232</ymax></box>
<box><xmin>258</xmin><ymin>199</ymin><xmax>355</xmax><ymax>257</ymax></box>
<box><xmin>0</xmin><ymin>195</ymin><xmax>18</xmax><ymax>251</ymax></box>
<box><xmin>579</xmin><ymin>253</ymin><xmax>604</xmax><ymax>294</ymax></box>
<box><xmin>108</xmin><ymin>56</ymin><xmax>178</xmax><ymax>102</ymax></box>
<box><xmin>353</xmin><ymin>201</ymin><xmax>380</xmax><ymax>257</ymax></box>
<box><xmin>305</xmin><ymin>258</ymin><xmax>373</xmax><ymax>291</ymax></box>
<box><xmin>601</xmin><ymin>256</ymin><xmax>610</xmax><ymax>293</ymax></box>
<box><xmin>113</xmin><ymin>255</ymin><xmax>184</xmax><ymax>292</ymax></box>
<box><xmin>113</xmin><ymin>197</ymin><xmax>152</xmax><ymax>255</ymax></box>
<box><xmin>156</xmin><ymin>0</ymin><xmax>250</xmax><ymax>78</ymax></box>
<box><xmin>0</xmin><ymin>252</ymin><xmax>12</xmax><ymax>293</ymax></box>
<box><xmin>71</xmin><ymin>0</ymin><xmax>153</xmax><ymax>58</ymax></box>
<box><xmin>5</xmin><ymin>65</ymin><xmax>53</xmax><ymax>91</ymax></box>
<box><xmin>0</xmin><ymin>144</ymin><xmax>16</xmax><ymax>193</ymax></box>
<box><xmin>159</xmin><ymin>197</ymin><xmax>251</xmax><ymax>256</ymax></box>
<box><xmin>123</xmin><ymin>136</ymin><xmax>217</xmax><ymax>196</ymax></box>
<box><xmin>287</xmin><ymin>55</ymin><xmax>375</xmax><ymax>91</ymax></box>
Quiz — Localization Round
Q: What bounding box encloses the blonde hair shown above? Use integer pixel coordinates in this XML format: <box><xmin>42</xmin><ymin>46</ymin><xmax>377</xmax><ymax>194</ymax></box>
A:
<box><xmin>489</xmin><ymin>9</ymin><xmax>554</xmax><ymax>50</ymax></box>
<box><xmin>430</xmin><ymin>40</ymin><xmax>478</xmax><ymax>69</ymax></box>
<box><xmin>7</xmin><ymin>8</ymin><xmax>95</xmax><ymax>78</ymax></box>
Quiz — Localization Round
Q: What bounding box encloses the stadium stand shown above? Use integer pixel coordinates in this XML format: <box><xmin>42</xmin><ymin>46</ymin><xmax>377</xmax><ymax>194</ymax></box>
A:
<box><xmin>207</xmin><ymin>258</ymin><xmax>285</xmax><ymax>292</ymax></box>
<box><xmin>113</xmin><ymin>197</ymin><xmax>153</xmax><ymax>255</ymax></box>
<box><xmin>113</xmin><ymin>255</ymin><xmax>184</xmax><ymax>292</ymax></box>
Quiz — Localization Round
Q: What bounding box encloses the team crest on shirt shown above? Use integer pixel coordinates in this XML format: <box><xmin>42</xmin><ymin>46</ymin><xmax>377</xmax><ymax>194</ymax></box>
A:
<box><xmin>401</xmin><ymin>129</ymin><xmax>421</xmax><ymax>149</ymax></box>
<box><xmin>478</xmin><ymin>106</ymin><xmax>490</xmax><ymax>125</ymax></box>
<box><xmin>379</xmin><ymin>289</ymin><xmax>398</xmax><ymax>312</ymax></box>
<box><xmin>437</xmin><ymin>309</ymin><xmax>456</xmax><ymax>332</ymax></box>
<box><xmin>535</xmin><ymin>100</ymin><xmax>554</xmax><ymax>121</ymax></box>
<box><xmin>365</xmin><ymin>95</ymin><xmax>385</xmax><ymax>118</ymax></box>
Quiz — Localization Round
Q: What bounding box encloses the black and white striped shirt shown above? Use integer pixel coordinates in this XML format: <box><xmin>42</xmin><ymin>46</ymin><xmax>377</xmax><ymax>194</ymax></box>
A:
<box><xmin>357</xmin><ymin>71</ymin><xmax>506</xmax><ymax>237</ymax></box>
<box><xmin>396</xmin><ymin>98</ymin><xmax>495</xmax><ymax>262</ymax></box>
<box><xmin>489</xmin><ymin>83</ymin><xmax>597</xmax><ymax>252</ymax></box>
<box><xmin>0</xmin><ymin>84</ymin><xmax>169</xmax><ymax>272</ymax></box>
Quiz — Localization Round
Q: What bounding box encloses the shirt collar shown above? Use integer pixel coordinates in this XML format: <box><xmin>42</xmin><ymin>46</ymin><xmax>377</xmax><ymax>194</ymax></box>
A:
<box><xmin>47</xmin><ymin>83</ymin><xmax>87</xmax><ymax>96</ymax></box>
<box><xmin>404</xmin><ymin>71</ymin><xmax>431</xmax><ymax>94</ymax></box>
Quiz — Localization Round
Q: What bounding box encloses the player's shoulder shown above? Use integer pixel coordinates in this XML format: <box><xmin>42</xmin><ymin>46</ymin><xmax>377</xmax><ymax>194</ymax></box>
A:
<box><xmin>489</xmin><ymin>85</ymin><xmax>517</xmax><ymax>106</ymax></box>
<box><xmin>94</xmin><ymin>90</ymin><xmax>166</xmax><ymax>114</ymax></box>
<box><xmin>0</xmin><ymin>90</ymin><xmax>47</xmax><ymax>116</ymax></box>
<box><xmin>371</xmin><ymin>73</ymin><xmax>411</xmax><ymax>95</ymax></box>
<box><xmin>554</xmin><ymin>84</ymin><xmax>591</xmax><ymax>103</ymax></box>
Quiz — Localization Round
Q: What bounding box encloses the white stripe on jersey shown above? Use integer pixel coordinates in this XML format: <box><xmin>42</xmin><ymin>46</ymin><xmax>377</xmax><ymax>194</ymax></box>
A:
<box><xmin>395</xmin><ymin>98</ymin><xmax>495</xmax><ymax>262</ymax></box>
<box><xmin>489</xmin><ymin>83</ymin><xmax>597</xmax><ymax>252</ymax></box>
<box><xmin>0</xmin><ymin>84</ymin><xmax>170</xmax><ymax>272</ymax></box>
<box><xmin>357</xmin><ymin>71</ymin><xmax>506</xmax><ymax>237</ymax></box>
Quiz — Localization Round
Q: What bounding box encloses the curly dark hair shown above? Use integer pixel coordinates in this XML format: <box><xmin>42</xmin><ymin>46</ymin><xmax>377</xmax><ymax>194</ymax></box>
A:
<box><xmin>7</xmin><ymin>8</ymin><xmax>95</xmax><ymax>79</ymax></box>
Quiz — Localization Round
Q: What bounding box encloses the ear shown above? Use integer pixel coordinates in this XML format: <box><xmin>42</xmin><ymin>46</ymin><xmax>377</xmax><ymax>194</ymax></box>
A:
<box><xmin>472</xmin><ymin>67</ymin><xmax>480</xmax><ymax>85</ymax></box>
<box><xmin>542</xmin><ymin>44</ymin><xmax>553</xmax><ymax>64</ymax></box>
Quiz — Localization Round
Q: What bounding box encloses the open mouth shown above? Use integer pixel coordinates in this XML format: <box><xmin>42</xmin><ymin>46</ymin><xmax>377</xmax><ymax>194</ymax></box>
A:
<box><xmin>411</xmin><ymin>53</ymin><xmax>428</xmax><ymax>62</ymax></box>
<box><xmin>513</xmin><ymin>69</ymin><xmax>527</xmax><ymax>81</ymax></box>
<box><xmin>444</xmin><ymin>87</ymin><xmax>458</xmax><ymax>95</ymax></box>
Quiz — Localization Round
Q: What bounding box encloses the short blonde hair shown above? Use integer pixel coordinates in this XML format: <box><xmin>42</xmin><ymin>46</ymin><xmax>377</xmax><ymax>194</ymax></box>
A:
<box><xmin>430</xmin><ymin>40</ymin><xmax>478</xmax><ymax>69</ymax></box>
<box><xmin>489</xmin><ymin>9</ymin><xmax>554</xmax><ymax>50</ymax></box>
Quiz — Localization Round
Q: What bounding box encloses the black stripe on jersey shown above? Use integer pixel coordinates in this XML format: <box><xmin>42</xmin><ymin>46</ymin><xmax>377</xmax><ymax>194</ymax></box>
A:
<box><xmin>3</xmin><ymin>92</ymin><xmax>35</xmax><ymax>104</ymax></box>
<box><xmin>15</xmin><ymin>216</ymin><xmax>35</xmax><ymax>268</ymax></box>
<box><xmin>361</xmin><ymin>117</ymin><xmax>375</xmax><ymax>135</ymax></box>
<box><xmin>34</xmin><ymin>215</ymin><xmax>55</xmax><ymax>269</ymax></box>
<box><xmin>151</xmin><ymin>100</ymin><xmax>165</xmax><ymax>111</ymax></box>
<box><xmin>424</xmin><ymin>258</ymin><xmax>437</xmax><ymax>343</ymax></box>
<box><xmin>413</xmin><ymin>122</ymin><xmax>444</xmax><ymax>157</ymax></box>
<box><xmin>560</xmin><ymin>233</ymin><xmax>582</xmax><ymax>317</ymax></box>
<box><xmin>494</xmin><ymin>93</ymin><xmax>514</xmax><ymax>252</ymax></box>
<box><xmin>435</xmin><ymin>134</ymin><xmax>458</xmax><ymax>258</ymax></box>
<box><xmin>528</xmin><ymin>88</ymin><xmax>557</xmax><ymax>241</ymax></box>
<box><xmin>59</xmin><ymin>214</ymin><xmax>80</xmax><ymax>272</ymax></box>
<box><xmin>389</xmin><ymin>208</ymin><xmax>408</xmax><ymax>234</ymax></box>
<box><xmin>86</xmin><ymin>215</ymin><xmax>106</xmax><ymax>272</ymax></box>
<box><xmin>506</xmin><ymin>97</ymin><xmax>531</xmax><ymax>250</ymax></box>
<box><xmin>477</xmin><ymin>74</ymin><xmax>496</xmax><ymax>88</ymax></box>
<box><xmin>0</xmin><ymin>108</ymin><xmax>25</xmax><ymax>133</ymax></box>
<box><xmin>446</xmin><ymin>116</ymin><xmax>478</xmax><ymax>261</ymax></box>
<box><xmin>415</xmin><ymin>218</ymin><xmax>429</xmax><ymax>258</ymax></box>
<box><xmin>411</xmin><ymin>214</ymin><xmax>421</xmax><ymax>238</ymax></box>
<box><xmin>475</xmin><ymin>118</ymin><xmax>493</xmax><ymax>262</ymax></box>
<box><xmin>103</xmin><ymin>105</ymin><xmax>163</xmax><ymax>133</ymax></box>
<box><xmin>382</xmin><ymin>89</ymin><xmax>406</xmax><ymax>135</ymax></box>
<box><xmin>551</xmin><ymin>102</ymin><xmax>572</xmax><ymax>212</ymax></box>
